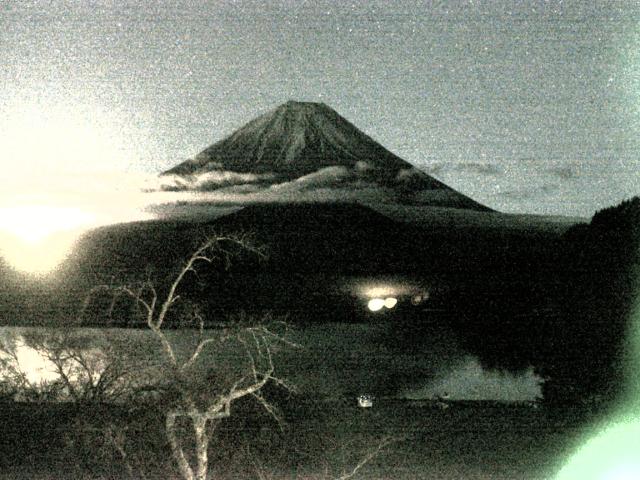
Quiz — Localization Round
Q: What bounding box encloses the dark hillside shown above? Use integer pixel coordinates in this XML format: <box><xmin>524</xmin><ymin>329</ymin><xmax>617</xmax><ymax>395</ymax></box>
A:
<box><xmin>211</xmin><ymin>202</ymin><xmax>419</xmax><ymax>274</ymax></box>
<box><xmin>535</xmin><ymin>197</ymin><xmax>640</xmax><ymax>404</ymax></box>
<box><xmin>2</xmin><ymin>202</ymin><xmax>566</xmax><ymax>330</ymax></box>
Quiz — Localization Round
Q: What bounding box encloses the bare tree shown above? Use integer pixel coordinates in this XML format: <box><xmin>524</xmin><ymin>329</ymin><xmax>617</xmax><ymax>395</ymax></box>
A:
<box><xmin>81</xmin><ymin>235</ymin><xmax>297</xmax><ymax>480</ymax></box>
<box><xmin>0</xmin><ymin>235</ymin><xmax>393</xmax><ymax>480</ymax></box>
<box><xmin>0</xmin><ymin>327</ymin><xmax>142</xmax><ymax>404</ymax></box>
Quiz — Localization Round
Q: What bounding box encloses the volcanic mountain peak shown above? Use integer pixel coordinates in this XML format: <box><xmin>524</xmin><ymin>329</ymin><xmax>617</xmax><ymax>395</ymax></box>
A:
<box><xmin>162</xmin><ymin>101</ymin><xmax>491</xmax><ymax>211</ymax></box>
<box><xmin>278</xmin><ymin>100</ymin><xmax>332</xmax><ymax>114</ymax></box>
<box><xmin>165</xmin><ymin>101</ymin><xmax>414</xmax><ymax>177</ymax></box>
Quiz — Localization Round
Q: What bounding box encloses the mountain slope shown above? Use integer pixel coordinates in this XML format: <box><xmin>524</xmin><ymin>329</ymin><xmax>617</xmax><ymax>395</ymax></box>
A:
<box><xmin>167</xmin><ymin>101</ymin><xmax>420</xmax><ymax>176</ymax></box>
<box><xmin>162</xmin><ymin>101</ymin><xmax>490</xmax><ymax>211</ymax></box>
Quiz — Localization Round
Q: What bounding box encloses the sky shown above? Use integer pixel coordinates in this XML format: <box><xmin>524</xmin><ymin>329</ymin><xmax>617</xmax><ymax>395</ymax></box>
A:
<box><xmin>1</xmin><ymin>0</ymin><xmax>640</xmax><ymax>216</ymax></box>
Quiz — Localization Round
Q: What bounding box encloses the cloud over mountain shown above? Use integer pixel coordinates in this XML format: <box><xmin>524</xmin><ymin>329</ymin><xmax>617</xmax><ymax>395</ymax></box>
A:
<box><xmin>159</xmin><ymin>170</ymin><xmax>275</xmax><ymax>191</ymax></box>
<box><xmin>161</xmin><ymin>101</ymin><xmax>490</xmax><ymax>211</ymax></box>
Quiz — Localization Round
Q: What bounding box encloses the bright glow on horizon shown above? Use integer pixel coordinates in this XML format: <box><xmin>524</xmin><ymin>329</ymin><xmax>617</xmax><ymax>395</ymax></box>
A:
<box><xmin>0</xmin><ymin>205</ymin><xmax>96</xmax><ymax>275</ymax></box>
<box><xmin>0</xmin><ymin>205</ymin><xmax>95</xmax><ymax>244</ymax></box>
<box><xmin>365</xmin><ymin>286</ymin><xmax>398</xmax><ymax>298</ymax></box>
<box><xmin>0</xmin><ymin>100</ymin><xmax>159</xmax><ymax>275</ymax></box>
<box><xmin>0</xmin><ymin>196</ymin><xmax>156</xmax><ymax>276</ymax></box>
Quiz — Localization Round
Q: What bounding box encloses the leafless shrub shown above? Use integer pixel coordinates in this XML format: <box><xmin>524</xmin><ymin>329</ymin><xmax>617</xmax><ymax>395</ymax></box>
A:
<box><xmin>78</xmin><ymin>235</ymin><xmax>297</xmax><ymax>480</ymax></box>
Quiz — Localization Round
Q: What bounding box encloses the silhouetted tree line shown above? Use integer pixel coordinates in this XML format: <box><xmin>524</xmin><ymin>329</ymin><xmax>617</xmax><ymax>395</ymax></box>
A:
<box><xmin>447</xmin><ymin>197</ymin><xmax>640</xmax><ymax>407</ymax></box>
<box><xmin>538</xmin><ymin>196</ymin><xmax>640</xmax><ymax>405</ymax></box>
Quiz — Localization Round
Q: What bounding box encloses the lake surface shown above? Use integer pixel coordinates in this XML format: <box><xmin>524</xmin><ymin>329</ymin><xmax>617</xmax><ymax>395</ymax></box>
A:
<box><xmin>0</xmin><ymin>324</ymin><xmax>542</xmax><ymax>402</ymax></box>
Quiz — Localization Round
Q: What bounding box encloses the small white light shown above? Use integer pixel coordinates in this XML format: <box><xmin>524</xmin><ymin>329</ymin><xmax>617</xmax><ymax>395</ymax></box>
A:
<box><xmin>367</xmin><ymin>298</ymin><xmax>385</xmax><ymax>312</ymax></box>
<box><xmin>384</xmin><ymin>297</ymin><xmax>398</xmax><ymax>309</ymax></box>
<box><xmin>357</xmin><ymin>395</ymin><xmax>373</xmax><ymax>408</ymax></box>
<box><xmin>411</xmin><ymin>291</ymin><xmax>430</xmax><ymax>305</ymax></box>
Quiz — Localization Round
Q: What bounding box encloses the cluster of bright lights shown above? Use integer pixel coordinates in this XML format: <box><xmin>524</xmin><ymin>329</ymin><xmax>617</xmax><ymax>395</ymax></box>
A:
<box><xmin>367</xmin><ymin>297</ymin><xmax>398</xmax><ymax>312</ymax></box>
<box><xmin>360</xmin><ymin>282</ymin><xmax>430</xmax><ymax>312</ymax></box>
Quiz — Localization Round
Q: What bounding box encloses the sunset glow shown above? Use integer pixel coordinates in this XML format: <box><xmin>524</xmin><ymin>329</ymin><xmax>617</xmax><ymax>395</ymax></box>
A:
<box><xmin>0</xmin><ymin>205</ymin><xmax>96</xmax><ymax>275</ymax></box>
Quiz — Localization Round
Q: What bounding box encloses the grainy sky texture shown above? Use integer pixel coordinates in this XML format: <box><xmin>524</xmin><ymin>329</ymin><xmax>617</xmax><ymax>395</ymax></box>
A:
<box><xmin>1</xmin><ymin>0</ymin><xmax>639</xmax><ymax>216</ymax></box>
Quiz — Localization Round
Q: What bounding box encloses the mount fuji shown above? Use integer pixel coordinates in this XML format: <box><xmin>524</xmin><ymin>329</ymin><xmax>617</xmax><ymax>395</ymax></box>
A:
<box><xmin>161</xmin><ymin>101</ymin><xmax>490</xmax><ymax>211</ymax></box>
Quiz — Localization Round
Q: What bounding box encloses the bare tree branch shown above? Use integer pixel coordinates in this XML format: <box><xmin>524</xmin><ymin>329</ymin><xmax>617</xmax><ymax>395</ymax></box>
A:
<box><xmin>13</xmin><ymin>234</ymin><xmax>287</xmax><ymax>480</ymax></box>
<box><xmin>251</xmin><ymin>391</ymin><xmax>285</xmax><ymax>431</ymax></box>
<box><xmin>181</xmin><ymin>337</ymin><xmax>218</xmax><ymax>372</ymax></box>
<box><xmin>166</xmin><ymin>411</ymin><xmax>195</xmax><ymax>480</ymax></box>
<box><xmin>335</xmin><ymin>436</ymin><xmax>400</xmax><ymax>480</ymax></box>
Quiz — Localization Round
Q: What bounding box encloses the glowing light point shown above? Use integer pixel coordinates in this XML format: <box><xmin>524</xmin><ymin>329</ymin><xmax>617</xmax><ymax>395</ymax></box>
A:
<box><xmin>411</xmin><ymin>291</ymin><xmax>429</xmax><ymax>305</ymax></box>
<box><xmin>367</xmin><ymin>298</ymin><xmax>385</xmax><ymax>312</ymax></box>
<box><xmin>384</xmin><ymin>297</ymin><xmax>398</xmax><ymax>309</ymax></box>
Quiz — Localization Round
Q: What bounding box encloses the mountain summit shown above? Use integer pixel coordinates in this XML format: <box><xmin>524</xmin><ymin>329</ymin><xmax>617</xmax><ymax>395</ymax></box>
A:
<box><xmin>167</xmin><ymin>101</ymin><xmax>425</xmax><ymax>178</ymax></box>
<box><xmin>162</xmin><ymin>101</ymin><xmax>489</xmax><ymax>211</ymax></box>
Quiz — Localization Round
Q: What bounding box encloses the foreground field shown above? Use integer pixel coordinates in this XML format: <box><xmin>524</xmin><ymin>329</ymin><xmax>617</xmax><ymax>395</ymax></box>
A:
<box><xmin>0</xmin><ymin>397</ymin><xmax>596</xmax><ymax>479</ymax></box>
<box><xmin>277</xmin><ymin>399</ymin><xmax>591</xmax><ymax>480</ymax></box>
